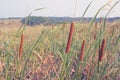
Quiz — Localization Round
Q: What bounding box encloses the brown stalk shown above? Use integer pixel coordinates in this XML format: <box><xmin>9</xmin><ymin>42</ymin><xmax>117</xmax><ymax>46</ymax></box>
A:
<box><xmin>18</xmin><ymin>34</ymin><xmax>24</xmax><ymax>59</ymax></box>
<box><xmin>98</xmin><ymin>39</ymin><xmax>106</xmax><ymax>62</ymax></box>
<box><xmin>65</xmin><ymin>23</ymin><xmax>75</xmax><ymax>53</ymax></box>
<box><xmin>80</xmin><ymin>40</ymin><xmax>85</xmax><ymax>61</ymax></box>
<box><xmin>94</xmin><ymin>22</ymin><xmax>97</xmax><ymax>40</ymax></box>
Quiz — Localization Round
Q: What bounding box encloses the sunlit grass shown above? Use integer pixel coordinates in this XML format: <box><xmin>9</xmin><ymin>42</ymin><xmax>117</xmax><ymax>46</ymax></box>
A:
<box><xmin>0</xmin><ymin>0</ymin><xmax>120</xmax><ymax>80</ymax></box>
<box><xmin>0</xmin><ymin>21</ymin><xmax>119</xmax><ymax>79</ymax></box>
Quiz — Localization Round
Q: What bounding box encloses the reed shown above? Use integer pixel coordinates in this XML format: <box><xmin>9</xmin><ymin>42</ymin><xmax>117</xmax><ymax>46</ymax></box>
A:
<box><xmin>98</xmin><ymin>39</ymin><xmax>106</xmax><ymax>62</ymax></box>
<box><xmin>0</xmin><ymin>0</ymin><xmax>119</xmax><ymax>79</ymax></box>
<box><xmin>80</xmin><ymin>40</ymin><xmax>85</xmax><ymax>61</ymax></box>
<box><xmin>65</xmin><ymin>23</ymin><xmax>75</xmax><ymax>53</ymax></box>
<box><xmin>18</xmin><ymin>34</ymin><xmax>24</xmax><ymax>59</ymax></box>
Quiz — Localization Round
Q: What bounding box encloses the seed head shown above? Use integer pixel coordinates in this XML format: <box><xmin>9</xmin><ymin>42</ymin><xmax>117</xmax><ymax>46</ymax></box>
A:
<box><xmin>98</xmin><ymin>39</ymin><xmax>106</xmax><ymax>62</ymax></box>
<box><xmin>80</xmin><ymin>40</ymin><xmax>85</xmax><ymax>61</ymax></box>
<box><xmin>18</xmin><ymin>34</ymin><xmax>24</xmax><ymax>59</ymax></box>
<box><xmin>65</xmin><ymin>23</ymin><xmax>75</xmax><ymax>53</ymax></box>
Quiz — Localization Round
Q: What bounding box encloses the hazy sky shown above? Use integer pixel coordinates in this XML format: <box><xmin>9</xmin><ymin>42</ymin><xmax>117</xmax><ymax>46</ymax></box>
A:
<box><xmin>0</xmin><ymin>0</ymin><xmax>120</xmax><ymax>18</ymax></box>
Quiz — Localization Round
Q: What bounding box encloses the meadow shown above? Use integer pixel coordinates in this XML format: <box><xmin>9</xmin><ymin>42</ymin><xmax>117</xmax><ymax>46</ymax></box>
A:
<box><xmin>0</xmin><ymin>1</ymin><xmax>120</xmax><ymax>80</ymax></box>
<box><xmin>0</xmin><ymin>19</ymin><xmax>120</xmax><ymax>80</ymax></box>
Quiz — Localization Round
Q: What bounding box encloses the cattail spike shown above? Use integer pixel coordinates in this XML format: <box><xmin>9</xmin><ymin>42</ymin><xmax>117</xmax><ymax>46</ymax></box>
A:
<box><xmin>18</xmin><ymin>34</ymin><xmax>24</xmax><ymax>59</ymax></box>
<box><xmin>80</xmin><ymin>40</ymin><xmax>85</xmax><ymax>61</ymax></box>
<box><xmin>65</xmin><ymin>23</ymin><xmax>75</xmax><ymax>53</ymax></box>
<box><xmin>98</xmin><ymin>39</ymin><xmax>106</xmax><ymax>62</ymax></box>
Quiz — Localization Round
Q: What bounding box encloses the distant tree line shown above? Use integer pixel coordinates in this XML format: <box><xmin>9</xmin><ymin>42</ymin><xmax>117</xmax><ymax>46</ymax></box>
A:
<box><xmin>20</xmin><ymin>16</ymin><xmax>120</xmax><ymax>26</ymax></box>
<box><xmin>21</xmin><ymin>16</ymin><xmax>74</xmax><ymax>26</ymax></box>
<box><xmin>21</xmin><ymin>16</ymin><xmax>49</xmax><ymax>26</ymax></box>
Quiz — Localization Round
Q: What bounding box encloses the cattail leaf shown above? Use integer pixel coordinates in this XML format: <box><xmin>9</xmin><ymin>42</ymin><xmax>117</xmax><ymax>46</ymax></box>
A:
<box><xmin>80</xmin><ymin>0</ymin><xmax>93</xmax><ymax>22</ymax></box>
<box><xmin>15</xmin><ymin>8</ymin><xmax>45</xmax><ymax>37</ymax></box>
<box><xmin>33</xmin><ymin>7</ymin><xmax>45</xmax><ymax>11</ymax></box>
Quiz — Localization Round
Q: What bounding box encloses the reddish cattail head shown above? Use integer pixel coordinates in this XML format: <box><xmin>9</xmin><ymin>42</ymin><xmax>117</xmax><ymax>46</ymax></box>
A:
<box><xmin>18</xmin><ymin>34</ymin><xmax>24</xmax><ymax>59</ymax></box>
<box><xmin>65</xmin><ymin>23</ymin><xmax>75</xmax><ymax>53</ymax></box>
<box><xmin>98</xmin><ymin>39</ymin><xmax>106</xmax><ymax>62</ymax></box>
<box><xmin>80</xmin><ymin>40</ymin><xmax>85</xmax><ymax>61</ymax></box>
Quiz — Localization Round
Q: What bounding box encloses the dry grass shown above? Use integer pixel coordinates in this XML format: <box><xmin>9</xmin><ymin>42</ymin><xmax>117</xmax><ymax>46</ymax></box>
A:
<box><xmin>0</xmin><ymin>20</ymin><xmax>120</xmax><ymax>80</ymax></box>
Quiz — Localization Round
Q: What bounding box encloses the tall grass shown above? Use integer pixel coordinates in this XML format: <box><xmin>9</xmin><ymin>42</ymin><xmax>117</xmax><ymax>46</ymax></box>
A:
<box><xmin>0</xmin><ymin>0</ymin><xmax>119</xmax><ymax>80</ymax></box>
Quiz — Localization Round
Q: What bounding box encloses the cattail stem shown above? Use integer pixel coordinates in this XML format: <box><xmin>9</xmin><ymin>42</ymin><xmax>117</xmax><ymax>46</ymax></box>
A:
<box><xmin>80</xmin><ymin>40</ymin><xmax>85</xmax><ymax>61</ymax></box>
<box><xmin>98</xmin><ymin>39</ymin><xmax>106</xmax><ymax>62</ymax></box>
<box><xmin>65</xmin><ymin>23</ymin><xmax>75</xmax><ymax>53</ymax></box>
<box><xmin>18</xmin><ymin>34</ymin><xmax>24</xmax><ymax>59</ymax></box>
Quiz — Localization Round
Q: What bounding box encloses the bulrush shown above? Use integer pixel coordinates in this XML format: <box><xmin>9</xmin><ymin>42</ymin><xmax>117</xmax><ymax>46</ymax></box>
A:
<box><xmin>18</xmin><ymin>34</ymin><xmax>24</xmax><ymax>59</ymax></box>
<box><xmin>94</xmin><ymin>22</ymin><xmax>97</xmax><ymax>40</ymax></box>
<box><xmin>65</xmin><ymin>23</ymin><xmax>75</xmax><ymax>53</ymax></box>
<box><xmin>80</xmin><ymin>40</ymin><xmax>85</xmax><ymax>61</ymax></box>
<box><xmin>98</xmin><ymin>39</ymin><xmax>106</xmax><ymax>62</ymax></box>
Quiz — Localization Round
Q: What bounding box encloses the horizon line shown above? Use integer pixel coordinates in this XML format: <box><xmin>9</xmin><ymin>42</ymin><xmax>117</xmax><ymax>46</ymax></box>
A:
<box><xmin>0</xmin><ymin>16</ymin><xmax>120</xmax><ymax>19</ymax></box>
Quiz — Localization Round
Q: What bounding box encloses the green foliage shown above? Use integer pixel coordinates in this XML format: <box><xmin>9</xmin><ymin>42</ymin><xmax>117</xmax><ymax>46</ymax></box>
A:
<box><xmin>0</xmin><ymin>1</ymin><xmax>119</xmax><ymax>80</ymax></box>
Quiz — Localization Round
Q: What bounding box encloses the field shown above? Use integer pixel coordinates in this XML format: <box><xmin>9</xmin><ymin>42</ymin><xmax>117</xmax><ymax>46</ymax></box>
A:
<box><xmin>0</xmin><ymin>19</ymin><xmax>120</xmax><ymax>80</ymax></box>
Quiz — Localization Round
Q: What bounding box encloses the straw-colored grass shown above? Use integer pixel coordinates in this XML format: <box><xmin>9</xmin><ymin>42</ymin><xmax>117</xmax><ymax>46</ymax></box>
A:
<box><xmin>0</xmin><ymin>21</ymin><xmax>119</xmax><ymax>80</ymax></box>
<box><xmin>0</xmin><ymin>0</ymin><xmax>119</xmax><ymax>79</ymax></box>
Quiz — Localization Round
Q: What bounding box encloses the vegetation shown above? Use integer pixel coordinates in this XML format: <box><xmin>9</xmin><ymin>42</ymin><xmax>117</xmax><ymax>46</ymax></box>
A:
<box><xmin>0</xmin><ymin>0</ymin><xmax>120</xmax><ymax>80</ymax></box>
<box><xmin>21</xmin><ymin>16</ymin><xmax>120</xmax><ymax>26</ymax></box>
